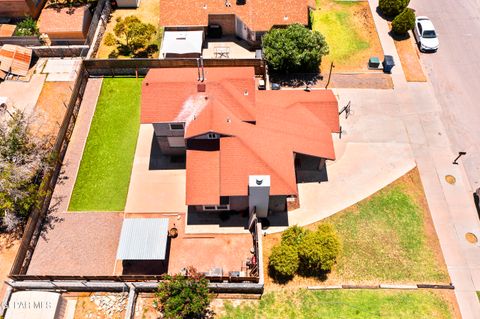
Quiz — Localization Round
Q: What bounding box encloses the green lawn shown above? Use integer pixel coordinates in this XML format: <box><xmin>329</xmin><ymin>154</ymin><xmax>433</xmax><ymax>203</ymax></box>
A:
<box><xmin>220</xmin><ymin>290</ymin><xmax>454</xmax><ymax>319</ymax></box>
<box><xmin>263</xmin><ymin>170</ymin><xmax>449</xmax><ymax>286</ymax></box>
<box><xmin>69</xmin><ymin>78</ymin><xmax>142</xmax><ymax>211</ymax></box>
<box><xmin>311</xmin><ymin>0</ymin><xmax>383</xmax><ymax>71</ymax></box>
<box><xmin>327</xmin><ymin>181</ymin><xmax>449</xmax><ymax>283</ymax></box>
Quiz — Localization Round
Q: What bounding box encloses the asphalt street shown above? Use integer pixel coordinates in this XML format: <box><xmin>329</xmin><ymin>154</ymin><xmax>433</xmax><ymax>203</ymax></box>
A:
<box><xmin>412</xmin><ymin>0</ymin><xmax>480</xmax><ymax>191</ymax></box>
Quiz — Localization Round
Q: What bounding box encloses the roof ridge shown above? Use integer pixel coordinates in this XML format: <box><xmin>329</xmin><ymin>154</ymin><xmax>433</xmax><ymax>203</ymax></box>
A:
<box><xmin>233</xmin><ymin>126</ymin><xmax>297</xmax><ymax>194</ymax></box>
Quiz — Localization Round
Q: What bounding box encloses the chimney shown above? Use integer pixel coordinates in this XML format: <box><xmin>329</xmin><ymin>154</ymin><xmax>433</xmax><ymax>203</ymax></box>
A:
<box><xmin>248</xmin><ymin>175</ymin><xmax>270</xmax><ymax>218</ymax></box>
<box><xmin>197</xmin><ymin>83</ymin><xmax>206</xmax><ymax>92</ymax></box>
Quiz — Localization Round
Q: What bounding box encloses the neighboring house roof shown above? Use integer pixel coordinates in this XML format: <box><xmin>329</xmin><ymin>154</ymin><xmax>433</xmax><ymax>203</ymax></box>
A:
<box><xmin>38</xmin><ymin>5</ymin><xmax>92</xmax><ymax>37</ymax></box>
<box><xmin>0</xmin><ymin>44</ymin><xmax>32</xmax><ymax>76</ymax></box>
<box><xmin>0</xmin><ymin>24</ymin><xmax>16</xmax><ymax>37</ymax></box>
<box><xmin>142</xmin><ymin>67</ymin><xmax>339</xmax><ymax>205</ymax></box>
<box><xmin>160</xmin><ymin>30</ymin><xmax>204</xmax><ymax>57</ymax></box>
<box><xmin>159</xmin><ymin>0</ymin><xmax>316</xmax><ymax>32</ymax></box>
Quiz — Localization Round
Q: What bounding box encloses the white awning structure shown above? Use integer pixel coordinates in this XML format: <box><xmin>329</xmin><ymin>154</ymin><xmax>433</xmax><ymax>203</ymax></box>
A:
<box><xmin>160</xmin><ymin>31</ymin><xmax>204</xmax><ymax>58</ymax></box>
<box><xmin>5</xmin><ymin>291</ymin><xmax>62</xmax><ymax>319</ymax></box>
<box><xmin>116</xmin><ymin>218</ymin><xmax>169</xmax><ymax>260</ymax></box>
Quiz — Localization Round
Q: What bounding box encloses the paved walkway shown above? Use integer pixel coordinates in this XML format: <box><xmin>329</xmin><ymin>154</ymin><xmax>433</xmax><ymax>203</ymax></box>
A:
<box><xmin>49</xmin><ymin>78</ymin><xmax>103</xmax><ymax>214</ymax></box>
<box><xmin>366</xmin><ymin>1</ymin><xmax>480</xmax><ymax>317</ymax></box>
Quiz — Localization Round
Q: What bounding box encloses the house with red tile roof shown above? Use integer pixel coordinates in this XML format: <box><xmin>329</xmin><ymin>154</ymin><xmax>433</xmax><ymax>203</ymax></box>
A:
<box><xmin>160</xmin><ymin>0</ymin><xmax>316</xmax><ymax>45</ymax></box>
<box><xmin>142</xmin><ymin>67</ymin><xmax>339</xmax><ymax>217</ymax></box>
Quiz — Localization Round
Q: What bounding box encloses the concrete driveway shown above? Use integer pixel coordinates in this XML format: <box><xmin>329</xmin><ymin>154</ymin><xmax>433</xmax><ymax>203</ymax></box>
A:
<box><xmin>125</xmin><ymin>124</ymin><xmax>187</xmax><ymax>213</ymax></box>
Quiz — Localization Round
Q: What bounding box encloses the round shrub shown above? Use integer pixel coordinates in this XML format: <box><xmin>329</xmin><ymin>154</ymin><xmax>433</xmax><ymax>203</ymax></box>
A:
<box><xmin>262</xmin><ymin>23</ymin><xmax>329</xmax><ymax>73</ymax></box>
<box><xmin>281</xmin><ymin>225</ymin><xmax>309</xmax><ymax>247</ymax></box>
<box><xmin>392</xmin><ymin>8</ymin><xmax>416</xmax><ymax>35</ymax></box>
<box><xmin>298</xmin><ymin>224</ymin><xmax>341</xmax><ymax>273</ymax></box>
<box><xmin>269</xmin><ymin>244</ymin><xmax>299</xmax><ymax>279</ymax></box>
<box><xmin>378</xmin><ymin>0</ymin><xmax>410</xmax><ymax>17</ymax></box>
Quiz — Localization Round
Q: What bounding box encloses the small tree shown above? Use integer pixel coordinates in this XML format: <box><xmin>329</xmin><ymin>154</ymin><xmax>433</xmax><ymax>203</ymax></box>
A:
<box><xmin>262</xmin><ymin>23</ymin><xmax>329</xmax><ymax>73</ymax></box>
<box><xmin>0</xmin><ymin>110</ymin><xmax>51</xmax><ymax>231</ymax></box>
<box><xmin>155</xmin><ymin>267</ymin><xmax>212</xmax><ymax>319</ymax></box>
<box><xmin>14</xmin><ymin>16</ymin><xmax>39</xmax><ymax>36</ymax></box>
<box><xmin>107</xmin><ymin>16</ymin><xmax>156</xmax><ymax>56</ymax></box>
<box><xmin>298</xmin><ymin>224</ymin><xmax>341</xmax><ymax>273</ymax></box>
<box><xmin>281</xmin><ymin>225</ymin><xmax>309</xmax><ymax>247</ymax></box>
<box><xmin>268</xmin><ymin>243</ymin><xmax>299</xmax><ymax>279</ymax></box>
<box><xmin>392</xmin><ymin>8</ymin><xmax>416</xmax><ymax>35</ymax></box>
<box><xmin>378</xmin><ymin>0</ymin><xmax>410</xmax><ymax>18</ymax></box>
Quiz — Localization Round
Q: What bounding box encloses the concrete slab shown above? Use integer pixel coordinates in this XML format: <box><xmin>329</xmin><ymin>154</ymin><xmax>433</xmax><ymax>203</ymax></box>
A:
<box><xmin>0</xmin><ymin>74</ymin><xmax>46</xmax><ymax>116</ymax></box>
<box><xmin>125</xmin><ymin>124</ymin><xmax>188</xmax><ymax>213</ymax></box>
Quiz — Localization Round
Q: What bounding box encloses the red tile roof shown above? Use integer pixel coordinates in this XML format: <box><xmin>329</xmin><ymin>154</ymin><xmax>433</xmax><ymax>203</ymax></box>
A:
<box><xmin>159</xmin><ymin>0</ymin><xmax>316</xmax><ymax>31</ymax></box>
<box><xmin>142</xmin><ymin>67</ymin><xmax>339</xmax><ymax>205</ymax></box>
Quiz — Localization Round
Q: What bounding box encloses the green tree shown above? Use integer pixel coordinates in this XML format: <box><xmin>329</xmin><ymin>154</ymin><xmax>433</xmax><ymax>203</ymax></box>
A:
<box><xmin>110</xmin><ymin>15</ymin><xmax>156</xmax><ymax>55</ymax></box>
<box><xmin>14</xmin><ymin>16</ymin><xmax>39</xmax><ymax>36</ymax></box>
<box><xmin>155</xmin><ymin>267</ymin><xmax>212</xmax><ymax>319</ymax></box>
<box><xmin>262</xmin><ymin>23</ymin><xmax>329</xmax><ymax>73</ymax></box>
<box><xmin>378</xmin><ymin>0</ymin><xmax>410</xmax><ymax>18</ymax></box>
<box><xmin>392</xmin><ymin>8</ymin><xmax>416</xmax><ymax>35</ymax></box>
<box><xmin>0</xmin><ymin>110</ymin><xmax>51</xmax><ymax>231</ymax></box>
<box><xmin>281</xmin><ymin>225</ymin><xmax>309</xmax><ymax>247</ymax></box>
<box><xmin>298</xmin><ymin>224</ymin><xmax>342</xmax><ymax>273</ymax></box>
<box><xmin>268</xmin><ymin>243</ymin><xmax>300</xmax><ymax>280</ymax></box>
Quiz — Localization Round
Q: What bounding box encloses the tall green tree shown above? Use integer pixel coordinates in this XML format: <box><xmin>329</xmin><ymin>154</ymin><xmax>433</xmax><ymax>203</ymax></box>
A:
<box><xmin>392</xmin><ymin>8</ymin><xmax>416</xmax><ymax>35</ymax></box>
<box><xmin>262</xmin><ymin>24</ymin><xmax>329</xmax><ymax>73</ymax></box>
<box><xmin>0</xmin><ymin>110</ymin><xmax>51</xmax><ymax>231</ymax></box>
<box><xmin>106</xmin><ymin>15</ymin><xmax>156</xmax><ymax>55</ymax></box>
<box><xmin>155</xmin><ymin>267</ymin><xmax>212</xmax><ymax>319</ymax></box>
<box><xmin>379</xmin><ymin>0</ymin><xmax>410</xmax><ymax>18</ymax></box>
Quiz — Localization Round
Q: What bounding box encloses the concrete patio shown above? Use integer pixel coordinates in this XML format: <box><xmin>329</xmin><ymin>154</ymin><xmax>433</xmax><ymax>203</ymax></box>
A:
<box><xmin>202</xmin><ymin>37</ymin><xmax>256</xmax><ymax>59</ymax></box>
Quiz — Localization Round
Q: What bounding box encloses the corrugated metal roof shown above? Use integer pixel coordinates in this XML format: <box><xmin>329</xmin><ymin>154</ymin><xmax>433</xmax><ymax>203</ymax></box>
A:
<box><xmin>116</xmin><ymin>218</ymin><xmax>169</xmax><ymax>260</ymax></box>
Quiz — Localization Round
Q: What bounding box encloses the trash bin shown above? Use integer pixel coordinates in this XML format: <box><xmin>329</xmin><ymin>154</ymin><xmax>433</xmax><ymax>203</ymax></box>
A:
<box><xmin>368</xmin><ymin>56</ymin><xmax>380</xmax><ymax>69</ymax></box>
<box><xmin>382</xmin><ymin>55</ymin><xmax>395</xmax><ymax>73</ymax></box>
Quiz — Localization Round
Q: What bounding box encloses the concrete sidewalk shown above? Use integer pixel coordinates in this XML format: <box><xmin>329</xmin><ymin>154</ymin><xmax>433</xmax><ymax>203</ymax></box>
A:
<box><xmin>49</xmin><ymin>78</ymin><xmax>103</xmax><ymax>214</ymax></box>
<box><xmin>364</xmin><ymin>1</ymin><xmax>480</xmax><ymax>316</ymax></box>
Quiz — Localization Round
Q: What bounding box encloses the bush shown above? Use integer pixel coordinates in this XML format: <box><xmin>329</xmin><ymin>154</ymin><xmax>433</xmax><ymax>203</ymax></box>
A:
<box><xmin>14</xmin><ymin>16</ymin><xmax>39</xmax><ymax>36</ymax></box>
<box><xmin>155</xmin><ymin>267</ymin><xmax>212</xmax><ymax>319</ymax></box>
<box><xmin>269</xmin><ymin>243</ymin><xmax>299</xmax><ymax>279</ymax></box>
<box><xmin>392</xmin><ymin>8</ymin><xmax>416</xmax><ymax>35</ymax></box>
<box><xmin>262</xmin><ymin>23</ymin><xmax>329</xmax><ymax>73</ymax></box>
<box><xmin>281</xmin><ymin>225</ymin><xmax>309</xmax><ymax>247</ymax></box>
<box><xmin>298</xmin><ymin>224</ymin><xmax>341</xmax><ymax>273</ymax></box>
<box><xmin>103</xmin><ymin>32</ymin><xmax>117</xmax><ymax>46</ymax></box>
<box><xmin>378</xmin><ymin>0</ymin><xmax>410</xmax><ymax>17</ymax></box>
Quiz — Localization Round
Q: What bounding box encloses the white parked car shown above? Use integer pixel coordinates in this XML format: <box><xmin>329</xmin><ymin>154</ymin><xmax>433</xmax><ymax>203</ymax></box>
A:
<box><xmin>414</xmin><ymin>16</ymin><xmax>439</xmax><ymax>52</ymax></box>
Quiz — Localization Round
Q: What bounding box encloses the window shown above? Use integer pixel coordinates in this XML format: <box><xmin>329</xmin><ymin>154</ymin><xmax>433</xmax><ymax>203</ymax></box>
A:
<box><xmin>207</xmin><ymin>133</ymin><xmax>219</xmax><ymax>139</ymax></box>
<box><xmin>169</xmin><ymin>123</ymin><xmax>184</xmax><ymax>131</ymax></box>
<box><xmin>167</xmin><ymin>136</ymin><xmax>186</xmax><ymax>148</ymax></box>
<box><xmin>203</xmin><ymin>204</ymin><xmax>230</xmax><ymax>211</ymax></box>
<box><xmin>417</xmin><ymin>23</ymin><xmax>423</xmax><ymax>34</ymax></box>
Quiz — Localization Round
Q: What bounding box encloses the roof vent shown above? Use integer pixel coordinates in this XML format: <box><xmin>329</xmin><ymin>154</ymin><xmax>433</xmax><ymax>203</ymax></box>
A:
<box><xmin>197</xmin><ymin>83</ymin><xmax>206</xmax><ymax>92</ymax></box>
<box><xmin>256</xmin><ymin>178</ymin><xmax>263</xmax><ymax>185</ymax></box>
<box><xmin>203</xmin><ymin>4</ymin><xmax>207</xmax><ymax>9</ymax></box>
<box><xmin>226</xmin><ymin>118</ymin><xmax>231</xmax><ymax>123</ymax></box>
<box><xmin>283</xmin><ymin>15</ymin><xmax>289</xmax><ymax>21</ymax></box>
<box><xmin>244</xmin><ymin>89</ymin><xmax>248</xmax><ymax>96</ymax></box>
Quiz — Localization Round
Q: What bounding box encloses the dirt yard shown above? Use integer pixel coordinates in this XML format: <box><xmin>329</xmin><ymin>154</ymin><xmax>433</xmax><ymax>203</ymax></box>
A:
<box><xmin>96</xmin><ymin>0</ymin><xmax>161</xmax><ymax>58</ymax></box>
<box><xmin>134</xmin><ymin>293</ymin><xmax>159</xmax><ymax>319</ymax></box>
<box><xmin>392</xmin><ymin>31</ymin><xmax>428</xmax><ymax>82</ymax></box>
<box><xmin>0</xmin><ymin>233</ymin><xmax>20</xmax><ymax>300</ymax></box>
<box><xmin>70</xmin><ymin>292</ymin><xmax>127</xmax><ymax>319</ymax></box>
<box><xmin>33</xmin><ymin>81</ymin><xmax>72</xmax><ymax>138</ymax></box>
